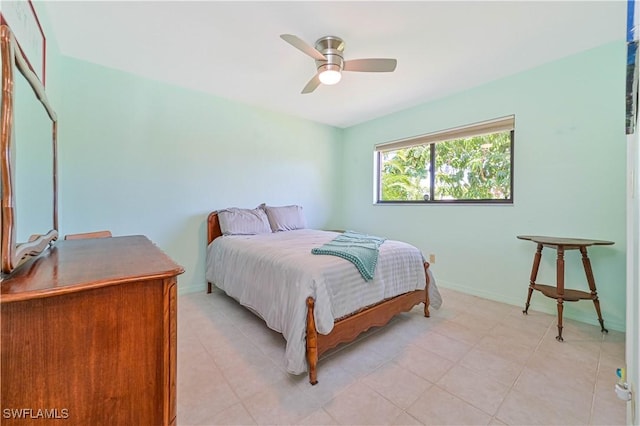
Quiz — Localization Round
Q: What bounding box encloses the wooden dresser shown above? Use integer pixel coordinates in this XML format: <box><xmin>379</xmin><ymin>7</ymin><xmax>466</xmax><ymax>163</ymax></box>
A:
<box><xmin>0</xmin><ymin>235</ymin><xmax>183</xmax><ymax>425</ymax></box>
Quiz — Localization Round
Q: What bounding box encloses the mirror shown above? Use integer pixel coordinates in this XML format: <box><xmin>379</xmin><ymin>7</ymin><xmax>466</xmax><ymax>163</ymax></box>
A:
<box><xmin>1</xmin><ymin>25</ymin><xmax>58</xmax><ymax>275</ymax></box>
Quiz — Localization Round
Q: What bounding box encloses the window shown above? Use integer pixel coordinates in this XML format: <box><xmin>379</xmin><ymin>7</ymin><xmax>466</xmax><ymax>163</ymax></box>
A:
<box><xmin>375</xmin><ymin>116</ymin><xmax>514</xmax><ymax>204</ymax></box>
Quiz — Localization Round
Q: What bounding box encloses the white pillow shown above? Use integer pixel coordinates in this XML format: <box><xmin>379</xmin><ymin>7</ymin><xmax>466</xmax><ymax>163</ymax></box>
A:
<box><xmin>217</xmin><ymin>207</ymin><xmax>271</xmax><ymax>235</ymax></box>
<box><xmin>262</xmin><ymin>204</ymin><xmax>307</xmax><ymax>232</ymax></box>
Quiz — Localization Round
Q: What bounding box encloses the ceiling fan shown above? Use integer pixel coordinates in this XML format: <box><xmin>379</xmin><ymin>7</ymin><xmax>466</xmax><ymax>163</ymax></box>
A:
<box><xmin>280</xmin><ymin>34</ymin><xmax>397</xmax><ymax>94</ymax></box>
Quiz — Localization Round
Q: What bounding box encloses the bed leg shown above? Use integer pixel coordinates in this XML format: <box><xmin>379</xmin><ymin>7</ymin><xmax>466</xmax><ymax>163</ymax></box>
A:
<box><xmin>423</xmin><ymin>262</ymin><xmax>431</xmax><ymax>318</ymax></box>
<box><xmin>306</xmin><ymin>297</ymin><xmax>319</xmax><ymax>385</ymax></box>
<box><xmin>207</xmin><ymin>282</ymin><xmax>212</xmax><ymax>294</ymax></box>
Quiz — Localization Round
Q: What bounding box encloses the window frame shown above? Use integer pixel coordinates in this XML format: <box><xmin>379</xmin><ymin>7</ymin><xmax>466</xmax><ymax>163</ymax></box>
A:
<box><xmin>374</xmin><ymin>116</ymin><xmax>515</xmax><ymax>205</ymax></box>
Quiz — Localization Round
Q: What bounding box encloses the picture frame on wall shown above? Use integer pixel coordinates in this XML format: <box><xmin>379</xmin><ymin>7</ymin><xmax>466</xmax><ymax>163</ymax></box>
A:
<box><xmin>0</xmin><ymin>0</ymin><xmax>46</xmax><ymax>85</ymax></box>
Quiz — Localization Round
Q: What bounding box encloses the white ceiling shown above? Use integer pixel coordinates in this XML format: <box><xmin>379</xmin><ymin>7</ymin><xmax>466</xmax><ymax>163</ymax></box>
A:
<box><xmin>42</xmin><ymin>1</ymin><xmax>626</xmax><ymax>128</ymax></box>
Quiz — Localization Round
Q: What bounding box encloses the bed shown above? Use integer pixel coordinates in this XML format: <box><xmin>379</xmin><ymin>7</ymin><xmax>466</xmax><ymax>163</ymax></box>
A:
<box><xmin>205</xmin><ymin>206</ymin><xmax>438</xmax><ymax>384</ymax></box>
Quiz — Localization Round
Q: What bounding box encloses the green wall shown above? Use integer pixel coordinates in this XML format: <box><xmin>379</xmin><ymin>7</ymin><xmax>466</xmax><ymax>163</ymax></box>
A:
<box><xmin>340</xmin><ymin>41</ymin><xmax>627</xmax><ymax>331</ymax></box>
<box><xmin>55</xmin><ymin>57</ymin><xmax>343</xmax><ymax>293</ymax></box>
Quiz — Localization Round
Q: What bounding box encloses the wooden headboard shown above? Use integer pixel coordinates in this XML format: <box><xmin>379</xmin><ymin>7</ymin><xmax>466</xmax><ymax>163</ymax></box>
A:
<box><xmin>207</xmin><ymin>211</ymin><xmax>223</xmax><ymax>245</ymax></box>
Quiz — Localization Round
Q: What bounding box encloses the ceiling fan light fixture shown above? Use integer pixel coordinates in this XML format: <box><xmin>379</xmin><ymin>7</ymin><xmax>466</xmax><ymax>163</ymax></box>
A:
<box><xmin>280</xmin><ymin>34</ymin><xmax>396</xmax><ymax>93</ymax></box>
<box><xmin>318</xmin><ymin>64</ymin><xmax>342</xmax><ymax>85</ymax></box>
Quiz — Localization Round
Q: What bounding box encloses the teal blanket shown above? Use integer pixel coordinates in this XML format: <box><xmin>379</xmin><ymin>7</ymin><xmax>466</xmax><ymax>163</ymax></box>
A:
<box><xmin>311</xmin><ymin>231</ymin><xmax>386</xmax><ymax>281</ymax></box>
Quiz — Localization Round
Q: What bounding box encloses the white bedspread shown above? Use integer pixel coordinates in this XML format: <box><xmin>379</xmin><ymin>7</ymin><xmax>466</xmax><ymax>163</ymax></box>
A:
<box><xmin>205</xmin><ymin>229</ymin><xmax>440</xmax><ymax>374</ymax></box>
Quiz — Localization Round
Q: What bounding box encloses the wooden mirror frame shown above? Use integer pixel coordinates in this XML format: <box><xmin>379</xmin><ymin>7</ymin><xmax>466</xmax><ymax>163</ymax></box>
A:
<box><xmin>1</xmin><ymin>24</ymin><xmax>57</xmax><ymax>274</ymax></box>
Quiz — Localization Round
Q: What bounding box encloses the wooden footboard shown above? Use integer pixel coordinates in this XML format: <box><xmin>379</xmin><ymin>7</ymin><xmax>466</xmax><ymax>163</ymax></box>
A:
<box><xmin>305</xmin><ymin>261</ymin><xmax>431</xmax><ymax>385</ymax></box>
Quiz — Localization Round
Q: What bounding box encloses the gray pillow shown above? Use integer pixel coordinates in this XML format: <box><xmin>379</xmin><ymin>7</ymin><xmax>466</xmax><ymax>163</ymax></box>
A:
<box><xmin>262</xmin><ymin>204</ymin><xmax>307</xmax><ymax>232</ymax></box>
<box><xmin>218</xmin><ymin>207</ymin><xmax>272</xmax><ymax>235</ymax></box>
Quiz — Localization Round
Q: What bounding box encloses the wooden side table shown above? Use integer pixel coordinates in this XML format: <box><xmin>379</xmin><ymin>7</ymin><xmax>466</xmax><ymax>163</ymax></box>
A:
<box><xmin>517</xmin><ymin>235</ymin><xmax>613</xmax><ymax>341</ymax></box>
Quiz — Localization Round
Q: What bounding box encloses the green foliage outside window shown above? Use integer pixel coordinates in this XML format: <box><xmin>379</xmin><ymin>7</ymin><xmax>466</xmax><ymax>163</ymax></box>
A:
<box><xmin>379</xmin><ymin>131</ymin><xmax>512</xmax><ymax>202</ymax></box>
<box><xmin>380</xmin><ymin>146</ymin><xmax>430</xmax><ymax>201</ymax></box>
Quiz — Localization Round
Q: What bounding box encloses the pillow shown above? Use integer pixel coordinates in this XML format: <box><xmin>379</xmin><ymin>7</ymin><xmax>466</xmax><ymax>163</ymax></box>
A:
<box><xmin>261</xmin><ymin>204</ymin><xmax>307</xmax><ymax>232</ymax></box>
<box><xmin>217</xmin><ymin>207</ymin><xmax>271</xmax><ymax>236</ymax></box>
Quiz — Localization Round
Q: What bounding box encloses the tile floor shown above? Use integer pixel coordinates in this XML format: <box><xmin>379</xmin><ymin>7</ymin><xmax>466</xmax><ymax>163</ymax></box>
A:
<box><xmin>177</xmin><ymin>287</ymin><xmax>627</xmax><ymax>425</ymax></box>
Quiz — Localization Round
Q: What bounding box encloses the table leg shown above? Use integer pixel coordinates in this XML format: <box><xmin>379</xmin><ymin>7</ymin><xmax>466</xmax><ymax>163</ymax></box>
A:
<box><xmin>580</xmin><ymin>247</ymin><xmax>608</xmax><ymax>334</ymax></box>
<box><xmin>523</xmin><ymin>243</ymin><xmax>543</xmax><ymax>315</ymax></box>
<box><xmin>556</xmin><ymin>246</ymin><xmax>565</xmax><ymax>342</ymax></box>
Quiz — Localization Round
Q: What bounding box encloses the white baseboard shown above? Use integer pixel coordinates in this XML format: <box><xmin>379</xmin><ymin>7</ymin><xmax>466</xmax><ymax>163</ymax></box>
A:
<box><xmin>178</xmin><ymin>279</ymin><xmax>625</xmax><ymax>332</ymax></box>
<box><xmin>178</xmin><ymin>282</ymin><xmax>206</xmax><ymax>295</ymax></box>
<box><xmin>437</xmin><ymin>279</ymin><xmax>625</xmax><ymax>333</ymax></box>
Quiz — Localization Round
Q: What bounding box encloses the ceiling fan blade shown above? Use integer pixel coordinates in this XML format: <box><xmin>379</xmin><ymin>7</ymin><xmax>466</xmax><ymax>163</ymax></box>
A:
<box><xmin>343</xmin><ymin>58</ymin><xmax>397</xmax><ymax>72</ymax></box>
<box><xmin>280</xmin><ymin>34</ymin><xmax>326</xmax><ymax>61</ymax></box>
<box><xmin>301</xmin><ymin>74</ymin><xmax>321</xmax><ymax>94</ymax></box>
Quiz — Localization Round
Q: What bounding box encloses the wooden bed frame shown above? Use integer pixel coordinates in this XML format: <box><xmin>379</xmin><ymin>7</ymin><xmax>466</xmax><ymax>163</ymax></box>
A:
<box><xmin>206</xmin><ymin>211</ymin><xmax>430</xmax><ymax>385</ymax></box>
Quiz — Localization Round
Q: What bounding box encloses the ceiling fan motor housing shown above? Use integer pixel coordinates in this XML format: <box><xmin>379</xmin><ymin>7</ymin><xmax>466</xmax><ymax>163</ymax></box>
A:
<box><xmin>314</xmin><ymin>36</ymin><xmax>344</xmax><ymax>73</ymax></box>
